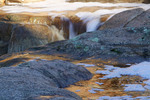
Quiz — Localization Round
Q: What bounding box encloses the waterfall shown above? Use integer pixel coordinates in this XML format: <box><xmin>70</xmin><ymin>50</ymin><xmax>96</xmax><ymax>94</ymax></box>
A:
<box><xmin>69</xmin><ymin>21</ymin><xmax>76</xmax><ymax>39</ymax></box>
<box><xmin>2</xmin><ymin>12</ymin><xmax>111</xmax><ymax>54</ymax></box>
<box><xmin>46</xmin><ymin>25</ymin><xmax>65</xmax><ymax>42</ymax></box>
<box><xmin>1</xmin><ymin>0</ymin><xmax>149</xmax><ymax>54</ymax></box>
<box><xmin>86</xmin><ymin>18</ymin><xmax>101</xmax><ymax>32</ymax></box>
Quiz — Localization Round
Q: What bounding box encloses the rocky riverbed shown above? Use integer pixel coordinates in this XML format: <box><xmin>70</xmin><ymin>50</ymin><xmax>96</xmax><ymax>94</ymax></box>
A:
<box><xmin>0</xmin><ymin>0</ymin><xmax>150</xmax><ymax>100</ymax></box>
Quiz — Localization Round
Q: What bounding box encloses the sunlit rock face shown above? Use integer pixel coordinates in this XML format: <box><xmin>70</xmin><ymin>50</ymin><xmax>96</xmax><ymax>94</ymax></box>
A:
<box><xmin>0</xmin><ymin>13</ymin><xmax>88</xmax><ymax>54</ymax></box>
<box><xmin>67</xmin><ymin>0</ymin><xmax>149</xmax><ymax>3</ymax></box>
<box><xmin>0</xmin><ymin>9</ymin><xmax>110</xmax><ymax>54</ymax></box>
<box><xmin>0</xmin><ymin>0</ymin><xmax>4</xmax><ymax>5</ymax></box>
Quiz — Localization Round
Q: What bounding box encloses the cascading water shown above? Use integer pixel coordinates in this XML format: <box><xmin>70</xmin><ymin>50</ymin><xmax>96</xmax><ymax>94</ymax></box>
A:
<box><xmin>0</xmin><ymin>0</ymin><xmax>150</xmax><ymax>54</ymax></box>
<box><xmin>69</xmin><ymin>21</ymin><xmax>77</xmax><ymax>39</ymax></box>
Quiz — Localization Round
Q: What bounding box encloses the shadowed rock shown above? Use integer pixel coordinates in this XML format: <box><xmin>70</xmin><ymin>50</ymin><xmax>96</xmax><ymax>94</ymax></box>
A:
<box><xmin>100</xmin><ymin>8</ymin><xmax>144</xmax><ymax>30</ymax></box>
<box><xmin>0</xmin><ymin>59</ymin><xmax>92</xmax><ymax>100</ymax></box>
<box><xmin>27</xmin><ymin>27</ymin><xmax>150</xmax><ymax>64</ymax></box>
<box><xmin>8</xmin><ymin>24</ymin><xmax>65</xmax><ymax>53</ymax></box>
<box><xmin>0</xmin><ymin>57</ymin><xmax>30</xmax><ymax>67</ymax></box>
<box><xmin>125</xmin><ymin>9</ymin><xmax>150</xmax><ymax>28</ymax></box>
<box><xmin>0</xmin><ymin>22</ymin><xmax>12</xmax><ymax>56</ymax></box>
<box><xmin>19</xmin><ymin>60</ymin><xmax>92</xmax><ymax>88</ymax></box>
<box><xmin>100</xmin><ymin>8</ymin><xmax>150</xmax><ymax>30</ymax></box>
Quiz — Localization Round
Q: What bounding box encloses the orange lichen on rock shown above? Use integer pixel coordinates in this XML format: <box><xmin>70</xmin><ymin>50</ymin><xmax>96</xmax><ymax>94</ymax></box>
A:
<box><xmin>0</xmin><ymin>52</ymin><xmax>69</xmax><ymax>67</ymax></box>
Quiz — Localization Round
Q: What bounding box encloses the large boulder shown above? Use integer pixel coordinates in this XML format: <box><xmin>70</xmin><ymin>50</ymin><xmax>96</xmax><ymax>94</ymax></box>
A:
<box><xmin>0</xmin><ymin>59</ymin><xmax>92</xmax><ymax>100</ymax></box>
<box><xmin>100</xmin><ymin>8</ymin><xmax>150</xmax><ymax>30</ymax></box>
<box><xmin>27</xmin><ymin>26</ymin><xmax>150</xmax><ymax>64</ymax></box>
<box><xmin>18</xmin><ymin>60</ymin><xmax>92</xmax><ymax>88</ymax></box>
<box><xmin>100</xmin><ymin>8</ymin><xmax>144</xmax><ymax>30</ymax></box>
<box><xmin>125</xmin><ymin>8</ymin><xmax>150</xmax><ymax>28</ymax></box>
<box><xmin>8</xmin><ymin>24</ymin><xmax>65</xmax><ymax>53</ymax></box>
<box><xmin>0</xmin><ymin>13</ymin><xmax>85</xmax><ymax>55</ymax></box>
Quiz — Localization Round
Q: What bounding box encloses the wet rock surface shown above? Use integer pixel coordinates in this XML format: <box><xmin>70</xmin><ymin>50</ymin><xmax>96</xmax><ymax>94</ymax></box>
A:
<box><xmin>0</xmin><ymin>59</ymin><xmax>92</xmax><ymax>100</ymax></box>
<box><xmin>0</xmin><ymin>13</ymin><xmax>88</xmax><ymax>55</ymax></box>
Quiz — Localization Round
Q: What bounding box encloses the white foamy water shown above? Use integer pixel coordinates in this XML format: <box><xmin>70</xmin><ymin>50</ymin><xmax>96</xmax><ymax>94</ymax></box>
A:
<box><xmin>0</xmin><ymin>0</ymin><xmax>150</xmax><ymax>13</ymax></box>
<box><xmin>76</xmin><ymin>8</ymin><xmax>131</xmax><ymax>32</ymax></box>
<box><xmin>0</xmin><ymin>0</ymin><xmax>150</xmax><ymax>38</ymax></box>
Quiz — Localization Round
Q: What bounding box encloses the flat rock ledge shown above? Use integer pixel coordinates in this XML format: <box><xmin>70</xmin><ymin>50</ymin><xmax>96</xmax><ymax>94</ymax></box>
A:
<box><xmin>0</xmin><ymin>59</ymin><xmax>92</xmax><ymax>100</ymax></box>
